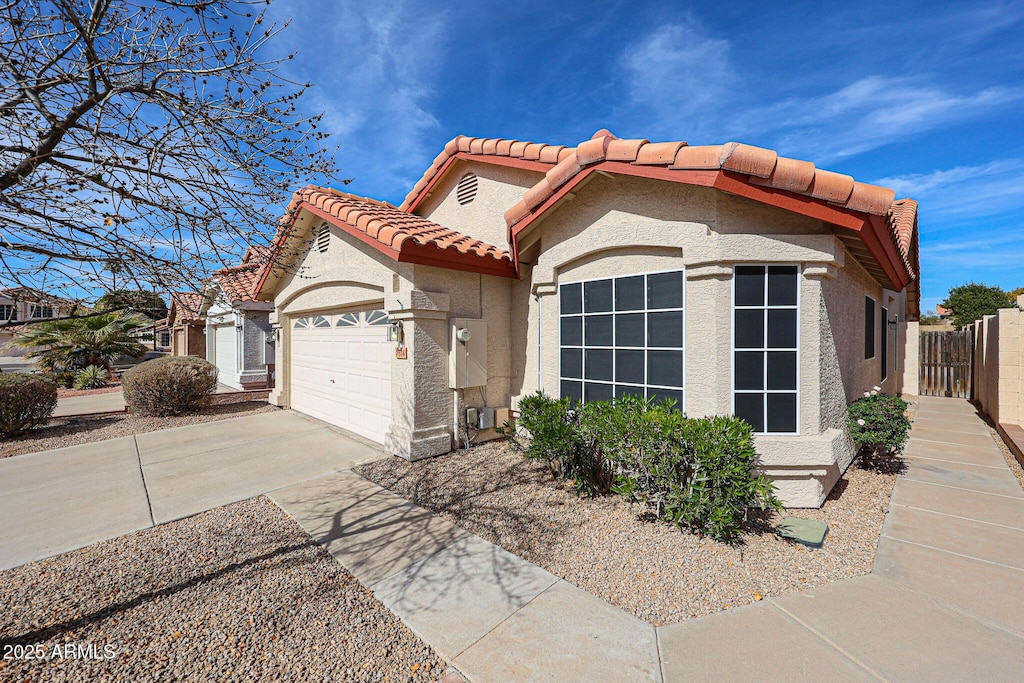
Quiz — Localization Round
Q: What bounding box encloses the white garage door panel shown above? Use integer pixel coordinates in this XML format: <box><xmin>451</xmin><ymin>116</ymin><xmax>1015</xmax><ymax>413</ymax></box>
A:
<box><xmin>290</xmin><ymin>312</ymin><xmax>391</xmax><ymax>444</ymax></box>
<box><xmin>214</xmin><ymin>324</ymin><xmax>236</xmax><ymax>387</ymax></box>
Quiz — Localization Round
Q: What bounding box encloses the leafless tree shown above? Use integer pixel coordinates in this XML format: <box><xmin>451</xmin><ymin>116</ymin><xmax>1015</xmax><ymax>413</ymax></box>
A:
<box><xmin>0</xmin><ymin>0</ymin><xmax>340</xmax><ymax>300</ymax></box>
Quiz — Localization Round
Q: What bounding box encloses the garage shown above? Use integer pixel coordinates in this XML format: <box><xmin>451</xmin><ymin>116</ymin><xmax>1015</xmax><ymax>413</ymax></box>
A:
<box><xmin>213</xmin><ymin>323</ymin><xmax>237</xmax><ymax>388</ymax></box>
<box><xmin>289</xmin><ymin>309</ymin><xmax>392</xmax><ymax>444</ymax></box>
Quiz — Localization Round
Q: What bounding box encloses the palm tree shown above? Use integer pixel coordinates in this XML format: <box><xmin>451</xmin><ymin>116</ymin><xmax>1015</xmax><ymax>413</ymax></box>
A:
<box><xmin>12</xmin><ymin>312</ymin><xmax>150</xmax><ymax>371</ymax></box>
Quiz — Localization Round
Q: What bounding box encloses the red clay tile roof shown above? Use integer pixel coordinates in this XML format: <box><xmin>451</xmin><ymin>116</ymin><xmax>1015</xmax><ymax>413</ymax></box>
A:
<box><xmin>253</xmin><ymin>186</ymin><xmax>517</xmax><ymax>298</ymax></box>
<box><xmin>498</xmin><ymin>129</ymin><xmax>917</xmax><ymax>291</ymax></box>
<box><xmin>213</xmin><ymin>264</ymin><xmax>261</xmax><ymax>304</ymax></box>
<box><xmin>242</xmin><ymin>244</ymin><xmax>271</xmax><ymax>265</ymax></box>
<box><xmin>168</xmin><ymin>291</ymin><xmax>204</xmax><ymax>325</ymax></box>
<box><xmin>399</xmin><ymin>135</ymin><xmax>566</xmax><ymax>212</ymax></box>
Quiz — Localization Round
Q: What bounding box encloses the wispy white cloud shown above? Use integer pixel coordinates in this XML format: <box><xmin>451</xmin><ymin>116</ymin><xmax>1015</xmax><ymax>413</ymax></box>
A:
<box><xmin>760</xmin><ymin>78</ymin><xmax>1023</xmax><ymax>161</ymax></box>
<box><xmin>265</xmin><ymin>0</ymin><xmax>446</xmax><ymax>200</ymax></box>
<box><xmin>874</xmin><ymin>159</ymin><xmax>1024</xmax><ymax>220</ymax></box>
<box><xmin>617</xmin><ymin>25</ymin><xmax>1022</xmax><ymax>162</ymax></box>
<box><xmin>618</xmin><ymin>20</ymin><xmax>738</xmax><ymax>139</ymax></box>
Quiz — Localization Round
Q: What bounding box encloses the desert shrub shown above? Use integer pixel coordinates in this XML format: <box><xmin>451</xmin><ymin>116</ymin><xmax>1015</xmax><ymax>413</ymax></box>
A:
<box><xmin>73</xmin><ymin>365</ymin><xmax>109</xmax><ymax>390</ymax></box>
<box><xmin>504</xmin><ymin>392</ymin><xmax>609</xmax><ymax>495</ymax></box>
<box><xmin>0</xmin><ymin>373</ymin><xmax>58</xmax><ymax>436</ymax></box>
<box><xmin>122</xmin><ymin>356</ymin><xmax>218</xmax><ymax>416</ymax></box>
<box><xmin>847</xmin><ymin>390</ymin><xmax>911</xmax><ymax>464</ymax></box>
<box><xmin>506</xmin><ymin>392</ymin><xmax>782</xmax><ymax>543</ymax></box>
<box><xmin>44</xmin><ymin>370</ymin><xmax>76</xmax><ymax>388</ymax></box>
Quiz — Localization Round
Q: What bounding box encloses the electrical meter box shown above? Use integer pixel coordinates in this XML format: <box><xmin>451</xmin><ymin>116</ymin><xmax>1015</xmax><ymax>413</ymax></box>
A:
<box><xmin>449</xmin><ymin>318</ymin><xmax>487</xmax><ymax>388</ymax></box>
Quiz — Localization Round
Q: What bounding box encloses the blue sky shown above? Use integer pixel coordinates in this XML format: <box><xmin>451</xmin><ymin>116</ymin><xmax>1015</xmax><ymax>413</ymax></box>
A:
<box><xmin>264</xmin><ymin>0</ymin><xmax>1024</xmax><ymax>313</ymax></box>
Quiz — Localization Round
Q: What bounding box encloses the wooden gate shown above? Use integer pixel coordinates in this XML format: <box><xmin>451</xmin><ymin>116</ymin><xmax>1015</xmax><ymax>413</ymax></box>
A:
<box><xmin>919</xmin><ymin>330</ymin><xmax>973</xmax><ymax>398</ymax></box>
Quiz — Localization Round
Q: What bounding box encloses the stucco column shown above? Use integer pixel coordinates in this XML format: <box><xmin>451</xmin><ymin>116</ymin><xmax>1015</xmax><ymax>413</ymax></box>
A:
<box><xmin>385</xmin><ymin>289</ymin><xmax>453</xmax><ymax>461</ymax></box>
<box><xmin>901</xmin><ymin>320</ymin><xmax>920</xmax><ymax>398</ymax></box>
<box><xmin>268</xmin><ymin>310</ymin><xmax>287</xmax><ymax>407</ymax></box>
<box><xmin>528</xmin><ymin>264</ymin><xmax>559</xmax><ymax>398</ymax></box>
<box><xmin>799</xmin><ymin>265</ymin><xmax>832</xmax><ymax>433</ymax></box>
<box><xmin>684</xmin><ymin>264</ymin><xmax>733</xmax><ymax>418</ymax></box>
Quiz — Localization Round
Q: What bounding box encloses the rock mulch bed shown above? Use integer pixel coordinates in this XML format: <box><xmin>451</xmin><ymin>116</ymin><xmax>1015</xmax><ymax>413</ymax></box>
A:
<box><xmin>1</xmin><ymin>402</ymin><xmax>277</xmax><ymax>459</ymax></box>
<box><xmin>984</xmin><ymin>421</ymin><xmax>1024</xmax><ymax>491</ymax></box>
<box><xmin>0</xmin><ymin>497</ymin><xmax>446</xmax><ymax>682</ymax></box>
<box><xmin>356</xmin><ymin>441</ymin><xmax>896</xmax><ymax>626</ymax></box>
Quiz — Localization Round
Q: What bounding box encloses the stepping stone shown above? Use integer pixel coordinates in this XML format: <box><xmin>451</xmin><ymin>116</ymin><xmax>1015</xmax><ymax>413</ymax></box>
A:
<box><xmin>776</xmin><ymin>517</ymin><xmax>828</xmax><ymax>547</ymax></box>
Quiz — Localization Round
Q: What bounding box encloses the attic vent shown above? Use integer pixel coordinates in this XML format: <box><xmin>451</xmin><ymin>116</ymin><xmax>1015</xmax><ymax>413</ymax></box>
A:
<box><xmin>456</xmin><ymin>173</ymin><xmax>478</xmax><ymax>205</ymax></box>
<box><xmin>315</xmin><ymin>223</ymin><xmax>330</xmax><ymax>253</ymax></box>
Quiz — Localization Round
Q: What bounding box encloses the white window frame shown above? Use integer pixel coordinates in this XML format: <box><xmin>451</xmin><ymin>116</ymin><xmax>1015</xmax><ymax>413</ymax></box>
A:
<box><xmin>881</xmin><ymin>305</ymin><xmax>889</xmax><ymax>383</ymax></box>
<box><xmin>29</xmin><ymin>304</ymin><xmax>54</xmax><ymax>319</ymax></box>
<box><xmin>0</xmin><ymin>304</ymin><xmax>16</xmax><ymax>322</ymax></box>
<box><xmin>864</xmin><ymin>295</ymin><xmax>877</xmax><ymax>360</ymax></box>
<box><xmin>731</xmin><ymin>264</ymin><xmax>801</xmax><ymax>436</ymax></box>
<box><xmin>557</xmin><ymin>268</ymin><xmax>686</xmax><ymax>411</ymax></box>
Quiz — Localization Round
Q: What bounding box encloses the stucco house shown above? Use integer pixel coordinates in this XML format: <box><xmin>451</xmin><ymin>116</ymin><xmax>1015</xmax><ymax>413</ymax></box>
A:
<box><xmin>167</xmin><ymin>291</ymin><xmax>207</xmax><ymax>358</ymax></box>
<box><xmin>0</xmin><ymin>287</ymin><xmax>80</xmax><ymax>356</ymax></box>
<box><xmin>253</xmin><ymin>130</ymin><xmax>920</xmax><ymax>507</ymax></box>
<box><xmin>201</xmin><ymin>248</ymin><xmax>275</xmax><ymax>390</ymax></box>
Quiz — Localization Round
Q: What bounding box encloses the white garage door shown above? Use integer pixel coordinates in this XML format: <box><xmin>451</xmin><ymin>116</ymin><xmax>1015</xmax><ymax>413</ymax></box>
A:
<box><xmin>289</xmin><ymin>309</ymin><xmax>392</xmax><ymax>444</ymax></box>
<box><xmin>213</xmin><ymin>324</ymin><xmax>237</xmax><ymax>386</ymax></box>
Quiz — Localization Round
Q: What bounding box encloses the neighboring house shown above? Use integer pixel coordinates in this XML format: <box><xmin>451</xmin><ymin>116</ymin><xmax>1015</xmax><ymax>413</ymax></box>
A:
<box><xmin>202</xmin><ymin>248</ymin><xmax>274</xmax><ymax>390</ymax></box>
<box><xmin>167</xmin><ymin>291</ymin><xmax>207</xmax><ymax>357</ymax></box>
<box><xmin>253</xmin><ymin>130</ymin><xmax>920</xmax><ymax>507</ymax></box>
<box><xmin>153</xmin><ymin>318</ymin><xmax>172</xmax><ymax>352</ymax></box>
<box><xmin>0</xmin><ymin>287</ymin><xmax>79</xmax><ymax>356</ymax></box>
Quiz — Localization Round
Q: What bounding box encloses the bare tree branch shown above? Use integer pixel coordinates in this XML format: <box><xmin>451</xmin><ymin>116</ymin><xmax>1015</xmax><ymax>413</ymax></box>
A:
<box><xmin>0</xmin><ymin>0</ymin><xmax>342</xmax><ymax>299</ymax></box>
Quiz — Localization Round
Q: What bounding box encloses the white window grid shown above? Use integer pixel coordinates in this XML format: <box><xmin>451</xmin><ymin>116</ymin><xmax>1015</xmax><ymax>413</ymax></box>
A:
<box><xmin>29</xmin><ymin>305</ymin><xmax>53</xmax><ymax>319</ymax></box>
<box><xmin>0</xmin><ymin>305</ymin><xmax>16</xmax><ymax>322</ymax></box>
<box><xmin>558</xmin><ymin>269</ymin><xmax>686</xmax><ymax>410</ymax></box>
<box><xmin>731</xmin><ymin>265</ymin><xmax>801</xmax><ymax>436</ymax></box>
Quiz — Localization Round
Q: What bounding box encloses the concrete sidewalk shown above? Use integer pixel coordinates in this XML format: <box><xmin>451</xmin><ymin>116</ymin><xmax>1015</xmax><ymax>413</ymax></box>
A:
<box><xmin>0</xmin><ymin>410</ymin><xmax>382</xmax><ymax>570</ymax></box>
<box><xmin>54</xmin><ymin>390</ymin><xmax>126</xmax><ymax>417</ymax></box>
<box><xmin>272</xmin><ymin>395</ymin><xmax>1024</xmax><ymax>681</ymax></box>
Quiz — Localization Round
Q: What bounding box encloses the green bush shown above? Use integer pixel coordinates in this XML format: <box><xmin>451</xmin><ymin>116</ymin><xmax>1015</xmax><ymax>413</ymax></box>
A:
<box><xmin>122</xmin><ymin>356</ymin><xmax>218</xmax><ymax>416</ymax></box>
<box><xmin>846</xmin><ymin>391</ymin><xmax>911</xmax><ymax>463</ymax></box>
<box><xmin>504</xmin><ymin>392</ymin><xmax>610</xmax><ymax>495</ymax></box>
<box><xmin>73</xmin><ymin>365</ymin><xmax>109</xmax><ymax>390</ymax></box>
<box><xmin>506</xmin><ymin>392</ymin><xmax>782</xmax><ymax>544</ymax></box>
<box><xmin>0</xmin><ymin>373</ymin><xmax>58</xmax><ymax>436</ymax></box>
<box><xmin>44</xmin><ymin>370</ymin><xmax>76</xmax><ymax>388</ymax></box>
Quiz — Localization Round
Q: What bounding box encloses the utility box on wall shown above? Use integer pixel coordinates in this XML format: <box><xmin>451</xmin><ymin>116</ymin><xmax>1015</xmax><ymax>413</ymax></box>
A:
<box><xmin>449</xmin><ymin>318</ymin><xmax>487</xmax><ymax>388</ymax></box>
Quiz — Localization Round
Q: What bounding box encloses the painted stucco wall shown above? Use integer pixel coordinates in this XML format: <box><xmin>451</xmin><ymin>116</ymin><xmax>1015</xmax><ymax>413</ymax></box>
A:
<box><xmin>416</xmin><ymin>159</ymin><xmax>544</xmax><ymax>250</ymax></box>
<box><xmin>974</xmin><ymin>307</ymin><xmax>1024</xmax><ymax>426</ymax></box>
<box><xmin>511</xmin><ymin>172</ymin><xmax>904</xmax><ymax>506</ymax></box>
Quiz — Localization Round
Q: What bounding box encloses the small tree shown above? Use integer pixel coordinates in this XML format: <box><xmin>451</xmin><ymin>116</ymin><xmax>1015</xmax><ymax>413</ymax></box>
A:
<box><xmin>940</xmin><ymin>283</ymin><xmax>1014</xmax><ymax>329</ymax></box>
<box><xmin>11</xmin><ymin>312</ymin><xmax>149</xmax><ymax>371</ymax></box>
<box><xmin>1007</xmin><ymin>287</ymin><xmax>1024</xmax><ymax>307</ymax></box>
<box><xmin>96</xmin><ymin>290</ymin><xmax>168</xmax><ymax>320</ymax></box>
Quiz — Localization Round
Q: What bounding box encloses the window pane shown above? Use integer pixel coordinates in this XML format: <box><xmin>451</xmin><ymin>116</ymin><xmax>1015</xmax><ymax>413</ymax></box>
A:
<box><xmin>561</xmin><ymin>348</ymin><xmax>583</xmax><ymax>379</ymax></box>
<box><xmin>865</xmin><ymin>297</ymin><xmax>875</xmax><ymax>359</ymax></box>
<box><xmin>584</xmin><ymin>279</ymin><xmax>613</xmax><ymax>313</ymax></box>
<box><xmin>585</xmin><ymin>382</ymin><xmax>614</xmax><ymax>402</ymax></box>
<box><xmin>767</xmin><ymin>393</ymin><xmax>797</xmax><ymax>433</ymax></box>
<box><xmin>615</xmin><ymin>276</ymin><xmax>644</xmax><ymax>311</ymax></box>
<box><xmin>767</xmin><ymin>309</ymin><xmax>797</xmax><ymax>348</ymax></box>
<box><xmin>615</xmin><ymin>313</ymin><xmax>645</xmax><ymax>347</ymax></box>
<box><xmin>767</xmin><ymin>266</ymin><xmax>798</xmax><ymax>306</ymax></box>
<box><xmin>735</xmin><ymin>393</ymin><xmax>764</xmax><ymax>433</ymax></box>
<box><xmin>647</xmin><ymin>271</ymin><xmax>683</xmax><ymax>309</ymax></box>
<box><xmin>560</xmin><ymin>283</ymin><xmax>582</xmax><ymax>315</ymax></box>
<box><xmin>734</xmin><ymin>351</ymin><xmax>764</xmax><ymax>391</ymax></box>
<box><xmin>585</xmin><ymin>314</ymin><xmax>613</xmax><ymax>346</ymax></box>
<box><xmin>766</xmin><ymin>351</ymin><xmax>797</xmax><ymax>390</ymax></box>
<box><xmin>615</xmin><ymin>349</ymin><xmax>645</xmax><ymax>384</ymax></box>
<box><xmin>735</xmin><ymin>309</ymin><xmax>764</xmax><ymax>348</ymax></box>
<box><xmin>560</xmin><ymin>316</ymin><xmax>582</xmax><ymax>346</ymax></box>
<box><xmin>649</xmin><ymin>387</ymin><xmax>683</xmax><ymax>409</ymax></box>
<box><xmin>585</xmin><ymin>349</ymin><xmax>613</xmax><ymax>380</ymax></box>
<box><xmin>735</xmin><ymin>266</ymin><xmax>765</xmax><ymax>306</ymax></box>
<box><xmin>561</xmin><ymin>380</ymin><xmax>582</xmax><ymax>402</ymax></box>
<box><xmin>647</xmin><ymin>311</ymin><xmax>683</xmax><ymax>348</ymax></box>
<box><xmin>648</xmin><ymin>350</ymin><xmax>683</xmax><ymax>387</ymax></box>
<box><xmin>615</xmin><ymin>384</ymin><xmax>645</xmax><ymax>399</ymax></box>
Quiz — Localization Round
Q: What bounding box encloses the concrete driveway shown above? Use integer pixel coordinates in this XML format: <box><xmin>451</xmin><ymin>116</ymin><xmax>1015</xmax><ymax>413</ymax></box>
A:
<box><xmin>0</xmin><ymin>410</ymin><xmax>383</xmax><ymax>571</ymax></box>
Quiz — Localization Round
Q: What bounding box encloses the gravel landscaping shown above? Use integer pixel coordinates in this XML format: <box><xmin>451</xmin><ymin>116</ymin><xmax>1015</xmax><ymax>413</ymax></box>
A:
<box><xmin>984</xmin><ymin>420</ymin><xmax>1024</xmax><ymax>491</ymax></box>
<box><xmin>0</xmin><ymin>496</ymin><xmax>447</xmax><ymax>682</ymax></box>
<box><xmin>356</xmin><ymin>441</ymin><xmax>897</xmax><ymax>626</ymax></box>
<box><xmin>1</xmin><ymin>402</ymin><xmax>277</xmax><ymax>459</ymax></box>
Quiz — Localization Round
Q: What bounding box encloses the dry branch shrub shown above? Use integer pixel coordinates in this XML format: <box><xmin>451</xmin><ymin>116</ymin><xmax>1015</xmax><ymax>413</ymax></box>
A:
<box><xmin>0</xmin><ymin>373</ymin><xmax>58</xmax><ymax>436</ymax></box>
<box><xmin>122</xmin><ymin>356</ymin><xmax>218</xmax><ymax>416</ymax></box>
